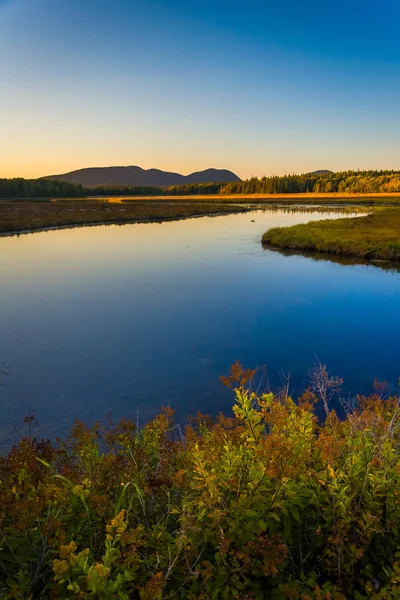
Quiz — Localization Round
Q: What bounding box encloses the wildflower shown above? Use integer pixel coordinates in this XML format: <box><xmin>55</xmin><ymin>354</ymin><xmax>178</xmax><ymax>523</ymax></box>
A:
<box><xmin>72</xmin><ymin>484</ymin><xmax>89</xmax><ymax>499</ymax></box>
<box><xmin>60</xmin><ymin>540</ymin><xmax>77</xmax><ymax>558</ymax></box>
<box><xmin>111</xmin><ymin>509</ymin><xmax>126</xmax><ymax>531</ymax></box>
<box><xmin>53</xmin><ymin>559</ymin><xmax>69</xmax><ymax>581</ymax></box>
<box><xmin>92</xmin><ymin>563</ymin><xmax>110</xmax><ymax>579</ymax></box>
<box><xmin>106</xmin><ymin>509</ymin><xmax>127</xmax><ymax>538</ymax></box>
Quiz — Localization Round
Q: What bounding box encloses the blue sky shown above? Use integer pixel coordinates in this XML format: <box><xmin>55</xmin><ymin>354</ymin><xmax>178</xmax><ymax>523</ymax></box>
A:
<box><xmin>1</xmin><ymin>0</ymin><xmax>400</xmax><ymax>178</ymax></box>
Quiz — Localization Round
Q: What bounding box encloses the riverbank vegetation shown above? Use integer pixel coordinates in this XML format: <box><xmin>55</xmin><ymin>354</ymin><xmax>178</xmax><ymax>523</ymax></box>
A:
<box><xmin>0</xmin><ymin>200</ymin><xmax>249</xmax><ymax>235</ymax></box>
<box><xmin>263</xmin><ymin>209</ymin><xmax>400</xmax><ymax>262</ymax></box>
<box><xmin>2</xmin><ymin>362</ymin><xmax>400</xmax><ymax>599</ymax></box>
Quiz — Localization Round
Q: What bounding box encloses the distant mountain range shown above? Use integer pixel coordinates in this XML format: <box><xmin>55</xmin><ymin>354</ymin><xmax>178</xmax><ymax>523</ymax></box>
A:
<box><xmin>46</xmin><ymin>166</ymin><xmax>242</xmax><ymax>187</ymax></box>
<box><xmin>307</xmin><ymin>170</ymin><xmax>333</xmax><ymax>175</ymax></box>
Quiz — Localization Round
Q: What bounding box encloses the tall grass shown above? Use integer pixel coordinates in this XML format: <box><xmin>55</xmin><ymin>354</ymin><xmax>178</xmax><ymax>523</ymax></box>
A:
<box><xmin>263</xmin><ymin>208</ymin><xmax>400</xmax><ymax>261</ymax></box>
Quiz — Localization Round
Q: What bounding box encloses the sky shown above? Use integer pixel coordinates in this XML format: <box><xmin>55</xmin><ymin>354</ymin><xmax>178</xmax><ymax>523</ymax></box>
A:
<box><xmin>1</xmin><ymin>0</ymin><xmax>400</xmax><ymax>179</ymax></box>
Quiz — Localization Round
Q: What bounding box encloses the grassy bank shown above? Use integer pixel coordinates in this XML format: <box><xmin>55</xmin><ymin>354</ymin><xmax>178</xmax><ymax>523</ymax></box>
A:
<box><xmin>89</xmin><ymin>192</ymin><xmax>400</xmax><ymax>204</ymax></box>
<box><xmin>2</xmin><ymin>363</ymin><xmax>400</xmax><ymax>599</ymax></box>
<box><xmin>0</xmin><ymin>200</ymin><xmax>250</xmax><ymax>235</ymax></box>
<box><xmin>263</xmin><ymin>208</ymin><xmax>400</xmax><ymax>261</ymax></box>
<box><xmin>2</xmin><ymin>197</ymin><xmax>400</xmax><ymax>240</ymax></box>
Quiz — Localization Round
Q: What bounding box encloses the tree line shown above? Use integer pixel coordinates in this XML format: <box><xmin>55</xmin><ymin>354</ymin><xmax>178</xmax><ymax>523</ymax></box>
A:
<box><xmin>221</xmin><ymin>170</ymin><xmax>400</xmax><ymax>194</ymax></box>
<box><xmin>86</xmin><ymin>182</ymin><xmax>224</xmax><ymax>196</ymax></box>
<box><xmin>2</xmin><ymin>170</ymin><xmax>400</xmax><ymax>198</ymax></box>
<box><xmin>0</xmin><ymin>178</ymin><xmax>85</xmax><ymax>198</ymax></box>
<box><xmin>0</xmin><ymin>179</ymin><xmax>224</xmax><ymax>198</ymax></box>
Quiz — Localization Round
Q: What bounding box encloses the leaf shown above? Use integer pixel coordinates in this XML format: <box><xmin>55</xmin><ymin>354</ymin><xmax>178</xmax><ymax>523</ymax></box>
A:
<box><xmin>35</xmin><ymin>456</ymin><xmax>51</xmax><ymax>469</ymax></box>
<box><xmin>283</xmin><ymin>514</ymin><xmax>292</xmax><ymax>541</ymax></box>
<box><xmin>291</xmin><ymin>506</ymin><xmax>300</xmax><ymax>522</ymax></box>
<box><xmin>270</xmin><ymin>512</ymin><xmax>280</xmax><ymax>523</ymax></box>
<box><xmin>258</xmin><ymin>519</ymin><xmax>267</xmax><ymax>531</ymax></box>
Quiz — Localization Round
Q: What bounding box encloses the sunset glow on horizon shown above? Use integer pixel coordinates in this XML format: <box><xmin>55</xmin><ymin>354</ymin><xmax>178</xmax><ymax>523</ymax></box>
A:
<box><xmin>1</xmin><ymin>0</ymin><xmax>400</xmax><ymax>179</ymax></box>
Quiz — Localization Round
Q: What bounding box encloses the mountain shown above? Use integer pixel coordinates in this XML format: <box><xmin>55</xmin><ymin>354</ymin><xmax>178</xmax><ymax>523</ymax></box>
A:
<box><xmin>307</xmin><ymin>170</ymin><xmax>333</xmax><ymax>175</ymax></box>
<box><xmin>45</xmin><ymin>166</ymin><xmax>241</xmax><ymax>187</ymax></box>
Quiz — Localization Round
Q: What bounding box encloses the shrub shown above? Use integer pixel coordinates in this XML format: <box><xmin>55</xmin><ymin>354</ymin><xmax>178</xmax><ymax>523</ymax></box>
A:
<box><xmin>1</xmin><ymin>363</ymin><xmax>400</xmax><ymax>598</ymax></box>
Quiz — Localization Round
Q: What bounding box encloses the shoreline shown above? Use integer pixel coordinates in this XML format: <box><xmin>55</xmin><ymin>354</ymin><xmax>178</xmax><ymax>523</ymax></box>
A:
<box><xmin>0</xmin><ymin>207</ymin><xmax>251</xmax><ymax>238</ymax></box>
<box><xmin>0</xmin><ymin>202</ymin><xmax>371</xmax><ymax>238</ymax></box>
<box><xmin>262</xmin><ymin>209</ymin><xmax>400</xmax><ymax>263</ymax></box>
<box><xmin>1</xmin><ymin>197</ymin><xmax>398</xmax><ymax>238</ymax></box>
<box><xmin>3</xmin><ymin>191</ymin><xmax>400</xmax><ymax>203</ymax></box>
<box><xmin>119</xmin><ymin>192</ymin><xmax>400</xmax><ymax>201</ymax></box>
<box><xmin>262</xmin><ymin>241</ymin><xmax>400</xmax><ymax>271</ymax></box>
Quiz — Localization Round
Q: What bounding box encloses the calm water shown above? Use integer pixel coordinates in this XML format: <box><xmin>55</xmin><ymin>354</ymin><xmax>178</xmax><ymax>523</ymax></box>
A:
<box><xmin>1</xmin><ymin>208</ymin><xmax>400</xmax><ymax>440</ymax></box>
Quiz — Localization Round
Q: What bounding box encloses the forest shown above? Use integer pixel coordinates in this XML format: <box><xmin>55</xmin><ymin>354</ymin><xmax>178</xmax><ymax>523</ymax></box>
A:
<box><xmin>0</xmin><ymin>180</ymin><xmax>223</xmax><ymax>198</ymax></box>
<box><xmin>0</xmin><ymin>178</ymin><xmax>85</xmax><ymax>198</ymax></box>
<box><xmin>220</xmin><ymin>170</ymin><xmax>400</xmax><ymax>195</ymax></box>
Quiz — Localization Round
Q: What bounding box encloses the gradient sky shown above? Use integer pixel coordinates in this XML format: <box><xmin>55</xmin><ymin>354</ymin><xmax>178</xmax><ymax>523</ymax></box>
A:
<box><xmin>1</xmin><ymin>0</ymin><xmax>400</xmax><ymax>179</ymax></box>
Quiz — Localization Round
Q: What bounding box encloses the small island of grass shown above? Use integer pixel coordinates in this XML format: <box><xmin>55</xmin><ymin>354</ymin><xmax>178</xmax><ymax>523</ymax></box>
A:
<box><xmin>262</xmin><ymin>208</ymin><xmax>400</xmax><ymax>262</ymax></box>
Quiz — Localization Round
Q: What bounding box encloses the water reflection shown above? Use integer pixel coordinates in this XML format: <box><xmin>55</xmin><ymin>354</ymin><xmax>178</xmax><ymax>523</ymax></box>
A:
<box><xmin>263</xmin><ymin>245</ymin><xmax>400</xmax><ymax>274</ymax></box>
<box><xmin>0</xmin><ymin>208</ymin><xmax>399</xmax><ymax>442</ymax></box>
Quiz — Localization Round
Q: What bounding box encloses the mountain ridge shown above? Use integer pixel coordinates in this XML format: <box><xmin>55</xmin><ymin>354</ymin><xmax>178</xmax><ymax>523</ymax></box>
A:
<box><xmin>46</xmin><ymin>166</ymin><xmax>242</xmax><ymax>187</ymax></box>
<box><xmin>307</xmin><ymin>169</ymin><xmax>333</xmax><ymax>175</ymax></box>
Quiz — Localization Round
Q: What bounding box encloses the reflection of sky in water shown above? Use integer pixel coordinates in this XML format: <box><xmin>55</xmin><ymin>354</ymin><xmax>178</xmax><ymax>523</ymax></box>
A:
<box><xmin>1</xmin><ymin>208</ymin><xmax>400</xmax><ymax>439</ymax></box>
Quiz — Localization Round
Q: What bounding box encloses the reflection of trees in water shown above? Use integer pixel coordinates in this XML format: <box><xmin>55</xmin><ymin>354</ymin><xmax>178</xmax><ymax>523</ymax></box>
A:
<box><xmin>251</xmin><ymin>204</ymin><xmax>371</xmax><ymax>216</ymax></box>
<box><xmin>262</xmin><ymin>244</ymin><xmax>400</xmax><ymax>274</ymax></box>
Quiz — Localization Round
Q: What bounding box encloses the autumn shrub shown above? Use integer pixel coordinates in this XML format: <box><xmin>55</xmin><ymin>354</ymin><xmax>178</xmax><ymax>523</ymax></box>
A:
<box><xmin>1</xmin><ymin>363</ymin><xmax>400</xmax><ymax>599</ymax></box>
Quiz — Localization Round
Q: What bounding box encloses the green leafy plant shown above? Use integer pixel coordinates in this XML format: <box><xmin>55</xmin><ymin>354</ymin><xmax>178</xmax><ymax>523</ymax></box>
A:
<box><xmin>1</xmin><ymin>363</ymin><xmax>400</xmax><ymax>598</ymax></box>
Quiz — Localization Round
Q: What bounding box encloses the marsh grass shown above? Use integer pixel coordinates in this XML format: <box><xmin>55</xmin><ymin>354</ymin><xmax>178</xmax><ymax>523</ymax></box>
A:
<box><xmin>263</xmin><ymin>208</ymin><xmax>400</xmax><ymax>261</ymax></box>
<box><xmin>0</xmin><ymin>200</ymin><xmax>250</xmax><ymax>235</ymax></box>
<box><xmin>90</xmin><ymin>193</ymin><xmax>400</xmax><ymax>204</ymax></box>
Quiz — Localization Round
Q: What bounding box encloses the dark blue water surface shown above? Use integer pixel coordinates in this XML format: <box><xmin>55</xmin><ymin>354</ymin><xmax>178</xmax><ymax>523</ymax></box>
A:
<box><xmin>1</xmin><ymin>208</ymin><xmax>400</xmax><ymax>440</ymax></box>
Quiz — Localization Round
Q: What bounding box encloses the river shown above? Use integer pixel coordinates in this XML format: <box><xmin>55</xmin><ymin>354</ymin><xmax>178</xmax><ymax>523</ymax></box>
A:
<box><xmin>1</xmin><ymin>207</ymin><xmax>399</xmax><ymax>441</ymax></box>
